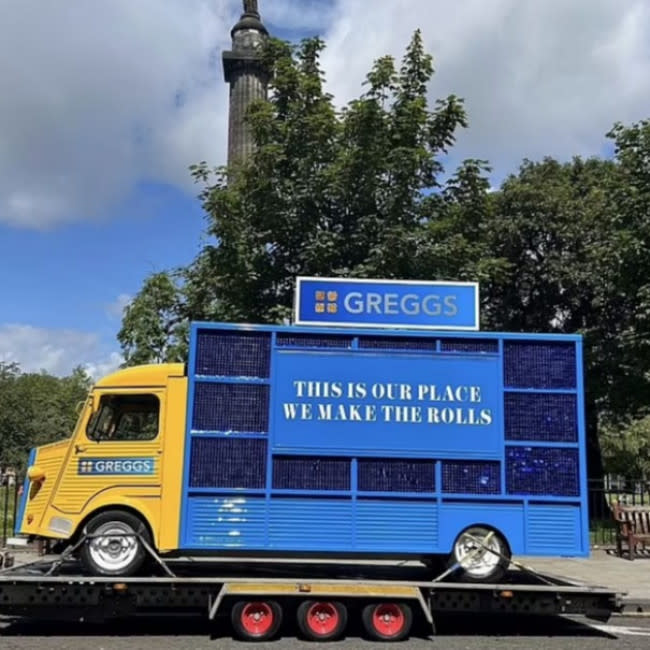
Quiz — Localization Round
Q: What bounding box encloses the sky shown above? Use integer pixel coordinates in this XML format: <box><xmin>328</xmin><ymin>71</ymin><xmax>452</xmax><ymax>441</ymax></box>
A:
<box><xmin>0</xmin><ymin>0</ymin><xmax>649</xmax><ymax>378</ymax></box>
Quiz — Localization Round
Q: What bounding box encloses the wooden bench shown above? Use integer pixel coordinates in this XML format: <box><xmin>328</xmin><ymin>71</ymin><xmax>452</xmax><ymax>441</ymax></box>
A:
<box><xmin>612</xmin><ymin>502</ymin><xmax>650</xmax><ymax>560</ymax></box>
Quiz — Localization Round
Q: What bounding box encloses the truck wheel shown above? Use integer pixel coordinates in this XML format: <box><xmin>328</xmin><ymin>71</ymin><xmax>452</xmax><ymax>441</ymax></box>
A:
<box><xmin>79</xmin><ymin>510</ymin><xmax>150</xmax><ymax>577</ymax></box>
<box><xmin>297</xmin><ymin>600</ymin><xmax>347</xmax><ymax>641</ymax></box>
<box><xmin>362</xmin><ymin>602</ymin><xmax>413</xmax><ymax>642</ymax></box>
<box><xmin>449</xmin><ymin>525</ymin><xmax>510</xmax><ymax>583</ymax></box>
<box><xmin>231</xmin><ymin>600</ymin><xmax>282</xmax><ymax>641</ymax></box>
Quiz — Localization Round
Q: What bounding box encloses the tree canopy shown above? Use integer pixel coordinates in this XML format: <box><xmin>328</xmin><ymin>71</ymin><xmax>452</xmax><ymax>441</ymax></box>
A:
<box><xmin>0</xmin><ymin>362</ymin><xmax>92</xmax><ymax>473</ymax></box>
<box><xmin>115</xmin><ymin>32</ymin><xmax>650</xmax><ymax>480</ymax></box>
<box><xmin>118</xmin><ymin>31</ymin><xmax>489</xmax><ymax>353</ymax></box>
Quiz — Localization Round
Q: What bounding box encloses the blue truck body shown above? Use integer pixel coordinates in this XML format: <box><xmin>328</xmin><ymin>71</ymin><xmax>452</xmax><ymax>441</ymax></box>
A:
<box><xmin>179</xmin><ymin>321</ymin><xmax>588</xmax><ymax>558</ymax></box>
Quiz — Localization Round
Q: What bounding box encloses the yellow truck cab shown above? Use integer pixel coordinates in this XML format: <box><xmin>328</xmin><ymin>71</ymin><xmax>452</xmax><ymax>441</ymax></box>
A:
<box><xmin>16</xmin><ymin>363</ymin><xmax>187</xmax><ymax>576</ymax></box>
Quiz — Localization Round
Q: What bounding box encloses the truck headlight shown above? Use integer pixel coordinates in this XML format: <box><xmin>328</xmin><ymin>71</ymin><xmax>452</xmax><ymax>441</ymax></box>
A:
<box><xmin>27</xmin><ymin>465</ymin><xmax>46</xmax><ymax>482</ymax></box>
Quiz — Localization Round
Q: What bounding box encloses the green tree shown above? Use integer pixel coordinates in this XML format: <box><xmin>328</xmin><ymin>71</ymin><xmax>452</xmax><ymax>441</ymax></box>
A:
<box><xmin>477</xmin><ymin>120</ymin><xmax>650</xmax><ymax>482</ymax></box>
<box><xmin>117</xmin><ymin>272</ymin><xmax>187</xmax><ymax>366</ymax></box>
<box><xmin>120</xmin><ymin>31</ymin><xmax>481</xmax><ymax>362</ymax></box>
<box><xmin>593</xmin><ymin>119</ymin><xmax>650</xmax><ymax>481</ymax></box>
<box><xmin>117</xmin><ymin>28</ymin><xmax>650</xmax><ymax>485</ymax></box>
<box><xmin>0</xmin><ymin>364</ymin><xmax>92</xmax><ymax>473</ymax></box>
<box><xmin>600</xmin><ymin>416</ymin><xmax>650</xmax><ymax>483</ymax></box>
<box><xmin>470</xmin><ymin>156</ymin><xmax>617</xmax><ymax>481</ymax></box>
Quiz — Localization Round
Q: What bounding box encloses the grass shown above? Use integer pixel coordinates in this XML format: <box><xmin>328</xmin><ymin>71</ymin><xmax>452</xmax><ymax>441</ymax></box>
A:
<box><xmin>589</xmin><ymin>519</ymin><xmax>618</xmax><ymax>547</ymax></box>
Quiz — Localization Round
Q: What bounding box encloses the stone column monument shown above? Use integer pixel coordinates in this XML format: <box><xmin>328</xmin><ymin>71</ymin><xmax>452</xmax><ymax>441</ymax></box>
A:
<box><xmin>222</xmin><ymin>0</ymin><xmax>270</xmax><ymax>165</ymax></box>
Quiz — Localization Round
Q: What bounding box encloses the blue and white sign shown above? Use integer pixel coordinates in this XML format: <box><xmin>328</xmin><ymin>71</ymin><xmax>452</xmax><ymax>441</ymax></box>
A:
<box><xmin>294</xmin><ymin>277</ymin><xmax>479</xmax><ymax>330</ymax></box>
<box><xmin>78</xmin><ymin>457</ymin><xmax>155</xmax><ymax>476</ymax></box>
<box><xmin>272</xmin><ymin>350</ymin><xmax>501</xmax><ymax>458</ymax></box>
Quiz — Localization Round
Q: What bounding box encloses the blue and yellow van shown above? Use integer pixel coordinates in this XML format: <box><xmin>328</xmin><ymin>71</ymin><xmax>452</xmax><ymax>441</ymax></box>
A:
<box><xmin>15</xmin><ymin>321</ymin><xmax>589</xmax><ymax>581</ymax></box>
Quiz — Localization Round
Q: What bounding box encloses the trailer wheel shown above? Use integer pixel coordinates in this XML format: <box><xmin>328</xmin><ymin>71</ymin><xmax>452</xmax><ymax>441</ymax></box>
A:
<box><xmin>231</xmin><ymin>600</ymin><xmax>282</xmax><ymax>641</ymax></box>
<box><xmin>297</xmin><ymin>600</ymin><xmax>347</xmax><ymax>641</ymax></box>
<box><xmin>79</xmin><ymin>510</ymin><xmax>150</xmax><ymax>577</ymax></box>
<box><xmin>362</xmin><ymin>602</ymin><xmax>412</xmax><ymax>642</ymax></box>
<box><xmin>449</xmin><ymin>525</ymin><xmax>510</xmax><ymax>583</ymax></box>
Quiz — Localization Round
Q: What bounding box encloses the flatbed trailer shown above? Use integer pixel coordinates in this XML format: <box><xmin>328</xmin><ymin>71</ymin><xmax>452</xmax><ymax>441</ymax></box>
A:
<box><xmin>0</xmin><ymin>555</ymin><xmax>622</xmax><ymax>642</ymax></box>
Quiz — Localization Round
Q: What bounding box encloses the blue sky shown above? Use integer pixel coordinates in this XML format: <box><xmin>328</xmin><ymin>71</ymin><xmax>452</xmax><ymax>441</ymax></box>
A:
<box><xmin>1</xmin><ymin>0</ymin><xmax>649</xmax><ymax>377</ymax></box>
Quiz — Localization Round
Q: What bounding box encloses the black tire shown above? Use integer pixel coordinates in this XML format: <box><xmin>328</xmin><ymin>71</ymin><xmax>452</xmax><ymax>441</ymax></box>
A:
<box><xmin>79</xmin><ymin>510</ymin><xmax>150</xmax><ymax>577</ymax></box>
<box><xmin>231</xmin><ymin>600</ymin><xmax>282</xmax><ymax>642</ymax></box>
<box><xmin>297</xmin><ymin>600</ymin><xmax>348</xmax><ymax>641</ymax></box>
<box><xmin>448</xmin><ymin>525</ymin><xmax>511</xmax><ymax>583</ymax></box>
<box><xmin>361</xmin><ymin>602</ymin><xmax>413</xmax><ymax>642</ymax></box>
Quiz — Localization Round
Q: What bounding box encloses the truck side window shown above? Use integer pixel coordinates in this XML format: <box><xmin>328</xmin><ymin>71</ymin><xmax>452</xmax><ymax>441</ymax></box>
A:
<box><xmin>87</xmin><ymin>394</ymin><xmax>160</xmax><ymax>442</ymax></box>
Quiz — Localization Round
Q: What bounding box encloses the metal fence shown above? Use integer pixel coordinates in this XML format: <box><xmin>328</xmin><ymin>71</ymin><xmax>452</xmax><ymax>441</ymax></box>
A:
<box><xmin>1</xmin><ymin>476</ymin><xmax>20</xmax><ymax>548</ymax></box>
<box><xmin>1</xmin><ymin>473</ymin><xmax>646</xmax><ymax>550</ymax></box>
<box><xmin>588</xmin><ymin>476</ymin><xmax>649</xmax><ymax>548</ymax></box>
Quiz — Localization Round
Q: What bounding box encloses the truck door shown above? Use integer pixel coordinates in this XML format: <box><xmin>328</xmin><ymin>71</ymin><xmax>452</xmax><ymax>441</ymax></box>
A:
<box><xmin>51</xmin><ymin>390</ymin><xmax>165</xmax><ymax>517</ymax></box>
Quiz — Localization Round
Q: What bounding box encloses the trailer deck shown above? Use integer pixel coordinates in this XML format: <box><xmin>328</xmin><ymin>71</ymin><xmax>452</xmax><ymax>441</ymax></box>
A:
<box><xmin>0</xmin><ymin>555</ymin><xmax>622</xmax><ymax>641</ymax></box>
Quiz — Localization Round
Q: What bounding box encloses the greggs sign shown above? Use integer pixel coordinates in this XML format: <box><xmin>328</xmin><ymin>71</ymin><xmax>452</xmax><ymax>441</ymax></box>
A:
<box><xmin>294</xmin><ymin>277</ymin><xmax>479</xmax><ymax>331</ymax></box>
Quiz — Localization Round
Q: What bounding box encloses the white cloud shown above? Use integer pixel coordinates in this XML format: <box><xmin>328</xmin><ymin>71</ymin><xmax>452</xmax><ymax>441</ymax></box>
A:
<box><xmin>0</xmin><ymin>0</ymin><xmax>239</xmax><ymax>229</ymax></box>
<box><xmin>321</xmin><ymin>0</ymin><xmax>650</xmax><ymax>179</ymax></box>
<box><xmin>1</xmin><ymin>0</ymin><xmax>649</xmax><ymax>229</ymax></box>
<box><xmin>105</xmin><ymin>294</ymin><xmax>133</xmax><ymax>320</ymax></box>
<box><xmin>83</xmin><ymin>352</ymin><xmax>126</xmax><ymax>382</ymax></box>
<box><xmin>0</xmin><ymin>324</ymin><xmax>122</xmax><ymax>378</ymax></box>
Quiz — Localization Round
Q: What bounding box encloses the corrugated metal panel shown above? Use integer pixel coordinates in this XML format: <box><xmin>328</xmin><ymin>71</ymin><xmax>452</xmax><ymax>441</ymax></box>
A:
<box><xmin>526</xmin><ymin>504</ymin><xmax>582</xmax><ymax>555</ymax></box>
<box><xmin>356</xmin><ymin>500</ymin><xmax>438</xmax><ymax>552</ymax></box>
<box><xmin>28</xmin><ymin>451</ymin><xmax>67</xmax><ymax>514</ymax></box>
<box><xmin>55</xmin><ymin>441</ymin><xmax>160</xmax><ymax>514</ymax></box>
<box><xmin>184</xmin><ymin>496</ymin><xmax>266</xmax><ymax>549</ymax></box>
<box><xmin>267</xmin><ymin>498</ymin><xmax>353</xmax><ymax>550</ymax></box>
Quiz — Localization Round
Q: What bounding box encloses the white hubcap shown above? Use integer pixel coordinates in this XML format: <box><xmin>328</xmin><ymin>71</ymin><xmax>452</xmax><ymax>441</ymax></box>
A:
<box><xmin>454</xmin><ymin>528</ymin><xmax>502</xmax><ymax>578</ymax></box>
<box><xmin>88</xmin><ymin>521</ymin><xmax>139</xmax><ymax>572</ymax></box>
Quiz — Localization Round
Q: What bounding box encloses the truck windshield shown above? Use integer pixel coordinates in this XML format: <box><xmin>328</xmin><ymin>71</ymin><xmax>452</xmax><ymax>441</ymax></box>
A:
<box><xmin>87</xmin><ymin>394</ymin><xmax>159</xmax><ymax>441</ymax></box>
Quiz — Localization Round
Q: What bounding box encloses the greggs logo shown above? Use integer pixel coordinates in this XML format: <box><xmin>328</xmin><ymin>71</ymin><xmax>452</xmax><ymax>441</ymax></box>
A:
<box><xmin>78</xmin><ymin>458</ymin><xmax>155</xmax><ymax>475</ymax></box>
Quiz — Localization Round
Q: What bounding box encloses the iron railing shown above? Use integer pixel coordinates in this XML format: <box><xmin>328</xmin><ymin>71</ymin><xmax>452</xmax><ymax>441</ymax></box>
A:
<box><xmin>588</xmin><ymin>476</ymin><xmax>649</xmax><ymax>547</ymax></box>
<box><xmin>1</xmin><ymin>475</ymin><xmax>20</xmax><ymax>548</ymax></box>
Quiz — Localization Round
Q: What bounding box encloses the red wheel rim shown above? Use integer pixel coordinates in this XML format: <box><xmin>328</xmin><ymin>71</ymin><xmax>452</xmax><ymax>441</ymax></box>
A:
<box><xmin>372</xmin><ymin>603</ymin><xmax>405</xmax><ymax>637</ymax></box>
<box><xmin>306</xmin><ymin>602</ymin><xmax>339</xmax><ymax>636</ymax></box>
<box><xmin>240</xmin><ymin>602</ymin><xmax>274</xmax><ymax>636</ymax></box>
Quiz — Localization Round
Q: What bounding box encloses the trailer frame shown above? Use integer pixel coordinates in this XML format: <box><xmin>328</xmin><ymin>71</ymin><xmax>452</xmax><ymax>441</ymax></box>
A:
<box><xmin>0</xmin><ymin>551</ymin><xmax>623</xmax><ymax>641</ymax></box>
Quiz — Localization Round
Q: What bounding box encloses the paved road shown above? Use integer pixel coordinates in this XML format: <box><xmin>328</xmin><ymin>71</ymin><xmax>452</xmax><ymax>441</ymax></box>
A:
<box><xmin>1</xmin><ymin>615</ymin><xmax>649</xmax><ymax>649</ymax></box>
